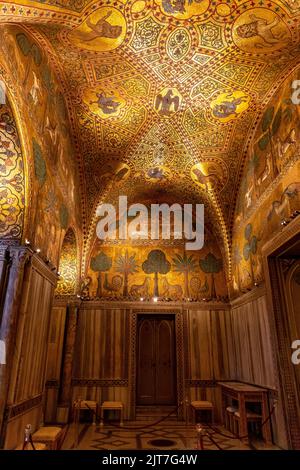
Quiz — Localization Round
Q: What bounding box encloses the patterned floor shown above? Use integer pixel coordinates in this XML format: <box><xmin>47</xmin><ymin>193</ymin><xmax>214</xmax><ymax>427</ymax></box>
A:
<box><xmin>62</xmin><ymin>421</ymin><xmax>280</xmax><ymax>451</ymax></box>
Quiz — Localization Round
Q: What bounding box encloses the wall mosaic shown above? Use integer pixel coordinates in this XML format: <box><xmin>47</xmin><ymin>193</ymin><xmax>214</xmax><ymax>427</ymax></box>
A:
<box><xmin>0</xmin><ymin>24</ymin><xmax>80</xmax><ymax>265</ymax></box>
<box><xmin>0</xmin><ymin>97</ymin><xmax>25</xmax><ymax>240</ymax></box>
<box><xmin>56</xmin><ymin>227</ymin><xmax>78</xmax><ymax>295</ymax></box>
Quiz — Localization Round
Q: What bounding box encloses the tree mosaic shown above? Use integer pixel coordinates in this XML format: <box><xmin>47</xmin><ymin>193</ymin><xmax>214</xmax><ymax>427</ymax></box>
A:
<box><xmin>142</xmin><ymin>250</ymin><xmax>171</xmax><ymax>297</ymax></box>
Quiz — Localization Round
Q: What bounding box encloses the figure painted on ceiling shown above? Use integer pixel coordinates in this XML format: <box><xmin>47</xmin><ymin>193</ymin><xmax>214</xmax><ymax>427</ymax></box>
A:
<box><xmin>77</xmin><ymin>10</ymin><xmax>122</xmax><ymax>41</ymax></box>
<box><xmin>267</xmin><ymin>182</ymin><xmax>300</xmax><ymax>221</ymax></box>
<box><xmin>90</xmin><ymin>91</ymin><xmax>120</xmax><ymax>115</ymax></box>
<box><xmin>162</xmin><ymin>0</ymin><xmax>205</xmax><ymax>14</ymax></box>
<box><xmin>191</xmin><ymin>166</ymin><xmax>223</xmax><ymax>190</ymax></box>
<box><xmin>27</xmin><ymin>71</ymin><xmax>41</xmax><ymax>107</ymax></box>
<box><xmin>155</xmin><ymin>89</ymin><xmax>180</xmax><ymax>116</ymax></box>
<box><xmin>147</xmin><ymin>167</ymin><xmax>165</xmax><ymax>180</ymax></box>
<box><xmin>212</xmin><ymin>93</ymin><xmax>248</xmax><ymax>120</ymax></box>
<box><xmin>236</xmin><ymin>14</ymin><xmax>286</xmax><ymax>47</ymax></box>
<box><xmin>275</xmin><ymin>128</ymin><xmax>297</xmax><ymax>170</ymax></box>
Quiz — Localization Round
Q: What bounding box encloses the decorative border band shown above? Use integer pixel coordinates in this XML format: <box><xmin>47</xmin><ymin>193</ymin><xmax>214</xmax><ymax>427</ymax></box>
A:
<box><xmin>45</xmin><ymin>380</ymin><xmax>59</xmax><ymax>388</ymax></box>
<box><xmin>72</xmin><ymin>379</ymin><xmax>128</xmax><ymax>387</ymax></box>
<box><xmin>6</xmin><ymin>394</ymin><xmax>43</xmax><ymax>420</ymax></box>
<box><xmin>186</xmin><ymin>380</ymin><xmax>217</xmax><ymax>387</ymax></box>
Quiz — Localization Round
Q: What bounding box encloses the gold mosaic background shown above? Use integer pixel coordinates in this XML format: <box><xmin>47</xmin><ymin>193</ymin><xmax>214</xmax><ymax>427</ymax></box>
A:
<box><xmin>1</xmin><ymin>1</ymin><xmax>300</xmax><ymax>297</ymax></box>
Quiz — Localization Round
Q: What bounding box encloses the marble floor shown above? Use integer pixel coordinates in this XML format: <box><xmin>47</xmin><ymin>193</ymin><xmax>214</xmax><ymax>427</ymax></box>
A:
<box><xmin>61</xmin><ymin>421</ymin><xmax>280</xmax><ymax>451</ymax></box>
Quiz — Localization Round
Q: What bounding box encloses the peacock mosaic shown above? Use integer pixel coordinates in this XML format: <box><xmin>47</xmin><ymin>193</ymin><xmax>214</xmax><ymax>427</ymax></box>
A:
<box><xmin>83</xmin><ymin>243</ymin><xmax>227</xmax><ymax>302</ymax></box>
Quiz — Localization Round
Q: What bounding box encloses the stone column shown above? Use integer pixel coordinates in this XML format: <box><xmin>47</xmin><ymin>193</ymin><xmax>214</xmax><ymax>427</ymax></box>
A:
<box><xmin>0</xmin><ymin>246</ymin><xmax>32</xmax><ymax>443</ymax></box>
<box><xmin>57</xmin><ymin>301</ymin><xmax>80</xmax><ymax>422</ymax></box>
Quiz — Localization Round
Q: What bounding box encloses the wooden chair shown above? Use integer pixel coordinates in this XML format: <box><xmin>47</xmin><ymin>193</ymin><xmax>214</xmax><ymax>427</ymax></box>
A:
<box><xmin>191</xmin><ymin>401</ymin><xmax>214</xmax><ymax>424</ymax></box>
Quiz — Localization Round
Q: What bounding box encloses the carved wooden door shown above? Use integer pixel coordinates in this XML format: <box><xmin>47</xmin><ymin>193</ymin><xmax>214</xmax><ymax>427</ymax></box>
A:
<box><xmin>137</xmin><ymin>316</ymin><xmax>176</xmax><ymax>405</ymax></box>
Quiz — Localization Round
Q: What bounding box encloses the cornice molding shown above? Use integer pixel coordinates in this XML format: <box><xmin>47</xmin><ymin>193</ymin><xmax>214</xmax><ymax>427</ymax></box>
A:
<box><xmin>230</xmin><ymin>284</ymin><xmax>266</xmax><ymax>308</ymax></box>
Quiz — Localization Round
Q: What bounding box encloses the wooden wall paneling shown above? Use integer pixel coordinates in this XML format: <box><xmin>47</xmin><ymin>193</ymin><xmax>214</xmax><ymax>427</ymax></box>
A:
<box><xmin>59</xmin><ymin>302</ymin><xmax>80</xmax><ymax>406</ymax></box>
<box><xmin>1</xmin><ymin>251</ymin><xmax>57</xmax><ymax>447</ymax></box>
<box><xmin>231</xmin><ymin>294</ymin><xmax>276</xmax><ymax>389</ymax></box>
<box><xmin>4</xmin><ymin>402</ymin><xmax>43</xmax><ymax>449</ymax></box>
<box><xmin>14</xmin><ymin>269</ymin><xmax>53</xmax><ymax>402</ymax></box>
<box><xmin>187</xmin><ymin>310</ymin><xmax>213</xmax><ymax>379</ymax></box>
<box><xmin>73</xmin><ymin>307</ymin><xmax>129</xmax><ymax>380</ymax></box>
<box><xmin>6</xmin><ymin>251</ymin><xmax>33</xmax><ymax>405</ymax></box>
<box><xmin>46</xmin><ymin>306</ymin><xmax>67</xmax><ymax>381</ymax></box>
<box><xmin>0</xmin><ymin>247</ymin><xmax>32</xmax><ymax>445</ymax></box>
<box><xmin>44</xmin><ymin>304</ymin><xmax>67</xmax><ymax>423</ymax></box>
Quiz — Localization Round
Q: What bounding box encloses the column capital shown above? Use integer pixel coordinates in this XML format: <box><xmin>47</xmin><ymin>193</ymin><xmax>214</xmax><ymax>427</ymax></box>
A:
<box><xmin>8</xmin><ymin>246</ymin><xmax>32</xmax><ymax>270</ymax></box>
<box><xmin>0</xmin><ymin>247</ymin><xmax>8</xmax><ymax>262</ymax></box>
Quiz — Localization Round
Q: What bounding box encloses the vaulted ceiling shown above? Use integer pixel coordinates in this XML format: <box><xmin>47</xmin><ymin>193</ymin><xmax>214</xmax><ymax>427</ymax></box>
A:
<box><xmin>1</xmin><ymin>0</ymin><xmax>300</xmax><ymax>271</ymax></box>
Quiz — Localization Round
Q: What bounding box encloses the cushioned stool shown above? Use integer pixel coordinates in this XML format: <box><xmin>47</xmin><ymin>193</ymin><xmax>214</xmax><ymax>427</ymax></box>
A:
<box><xmin>74</xmin><ymin>400</ymin><xmax>98</xmax><ymax>425</ymax></box>
<box><xmin>100</xmin><ymin>401</ymin><xmax>124</xmax><ymax>426</ymax></box>
<box><xmin>191</xmin><ymin>401</ymin><xmax>214</xmax><ymax>424</ymax></box>
<box><xmin>32</xmin><ymin>426</ymin><xmax>63</xmax><ymax>450</ymax></box>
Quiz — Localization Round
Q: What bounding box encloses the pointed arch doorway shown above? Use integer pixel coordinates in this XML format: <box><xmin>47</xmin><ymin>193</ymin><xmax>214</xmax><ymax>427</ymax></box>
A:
<box><xmin>136</xmin><ymin>314</ymin><xmax>176</xmax><ymax>406</ymax></box>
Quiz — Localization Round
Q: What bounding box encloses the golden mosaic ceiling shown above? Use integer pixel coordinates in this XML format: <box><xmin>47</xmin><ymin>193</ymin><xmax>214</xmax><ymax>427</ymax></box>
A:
<box><xmin>1</xmin><ymin>0</ymin><xmax>300</xmax><ymax>255</ymax></box>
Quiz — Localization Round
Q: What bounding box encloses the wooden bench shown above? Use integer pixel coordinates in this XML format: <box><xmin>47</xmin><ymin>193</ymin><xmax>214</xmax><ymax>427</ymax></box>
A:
<box><xmin>191</xmin><ymin>401</ymin><xmax>214</xmax><ymax>424</ymax></box>
<box><xmin>100</xmin><ymin>401</ymin><xmax>124</xmax><ymax>426</ymax></box>
<box><xmin>32</xmin><ymin>426</ymin><xmax>63</xmax><ymax>450</ymax></box>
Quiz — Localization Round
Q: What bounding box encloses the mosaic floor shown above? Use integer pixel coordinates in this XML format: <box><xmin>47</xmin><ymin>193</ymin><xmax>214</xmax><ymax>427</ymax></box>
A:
<box><xmin>62</xmin><ymin>421</ymin><xmax>280</xmax><ymax>451</ymax></box>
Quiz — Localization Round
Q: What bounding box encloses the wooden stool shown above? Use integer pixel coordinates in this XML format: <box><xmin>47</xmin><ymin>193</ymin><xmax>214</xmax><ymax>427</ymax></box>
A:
<box><xmin>191</xmin><ymin>401</ymin><xmax>213</xmax><ymax>424</ymax></box>
<box><xmin>100</xmin><ymin>401</ymin><xmax>124</xmax><ymax>426</ymax></box>
<box><xmin>15</xmin><ymin>442</ymin><xmax>47</xmax><ymax>450</ymax></box>
<box><xmin>32</xmin><ymin>426</ymin><xmax>63</xmax><ymax>450</ymax></box>
<box><xmin>74</xmin><ymin>400</ymin><xmax>98</xmax><ymax>425</ymax></box>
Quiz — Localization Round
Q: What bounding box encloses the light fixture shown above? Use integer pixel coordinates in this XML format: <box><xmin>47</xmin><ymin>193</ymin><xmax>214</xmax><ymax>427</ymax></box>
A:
<box><xmin>153</xmin><ymin>296</ymin><xmax>158</xmax><ymax>302</ymax></box>
<box><xmin>57</xmin><ymin>271</ymin><xmax>61</xmax><ymax>276</ymax></box>
<box><xmin>140</xmin><ymin>297</ymin><xmax>144</xmax><ymax>302</ymax></box>
<box><xmin>36</xmin><ymin>248</ymin><xmax>41</xmax><ymax>254</ymax></box>
<box><xmin>25</xmin><ymin>238</ymin><xmax>30</xmax><ymax>245</ymax></box>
